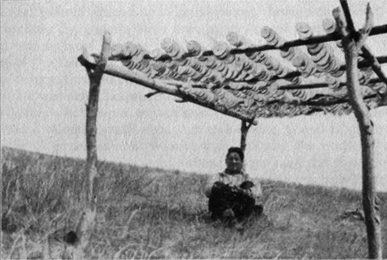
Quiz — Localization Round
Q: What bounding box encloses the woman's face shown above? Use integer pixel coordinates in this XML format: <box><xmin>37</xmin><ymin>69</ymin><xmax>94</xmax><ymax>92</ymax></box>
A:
<box><xmin>225</xmin><ymin>152</ymin><xmax>243</xmax><ymax>173</ymax></box>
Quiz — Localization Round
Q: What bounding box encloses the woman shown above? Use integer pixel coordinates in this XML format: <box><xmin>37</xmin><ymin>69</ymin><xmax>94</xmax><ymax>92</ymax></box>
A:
<box><xmin>204</xmin><ymin>147</ymin><xmax>263</xmax><ymax>223</ymax></box>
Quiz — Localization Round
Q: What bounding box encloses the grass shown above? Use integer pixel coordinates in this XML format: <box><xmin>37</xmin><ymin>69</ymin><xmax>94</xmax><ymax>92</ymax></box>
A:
<box><xmin>1</xmin><ymin>146</ymin><xmax>387</xmax><ymax>259</ymax></box>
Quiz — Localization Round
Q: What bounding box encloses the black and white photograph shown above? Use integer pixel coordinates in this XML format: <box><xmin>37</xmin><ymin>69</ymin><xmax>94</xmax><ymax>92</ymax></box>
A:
<box><xmin>1</xmin><ymin>0</ymin><xmax>387</xmax><ymax>258</ymax></box>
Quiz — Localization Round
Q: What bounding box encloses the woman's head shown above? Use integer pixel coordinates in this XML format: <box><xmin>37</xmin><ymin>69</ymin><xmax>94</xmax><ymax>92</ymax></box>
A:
<box><xmin>225</xmin><ymin>147</ymin><xmax>244</xmax><ymax>173</ymax></box>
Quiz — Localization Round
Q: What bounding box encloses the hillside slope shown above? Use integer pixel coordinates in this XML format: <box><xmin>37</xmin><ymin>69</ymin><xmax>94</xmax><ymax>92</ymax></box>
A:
<box><xmin>1</xmin><ymin>146</ymin><xmax>386</xmax><ymax>259</ymax></box>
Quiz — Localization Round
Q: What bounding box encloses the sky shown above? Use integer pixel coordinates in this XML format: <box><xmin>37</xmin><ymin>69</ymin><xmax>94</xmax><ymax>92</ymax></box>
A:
<box><xmin>1</xmin><ymin>0</ymin><xmax>387</xmax><ymax>191</ymax></box>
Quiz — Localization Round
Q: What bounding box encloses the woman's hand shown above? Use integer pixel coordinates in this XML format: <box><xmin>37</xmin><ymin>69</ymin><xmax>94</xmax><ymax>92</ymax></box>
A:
<box><xmin>239</xmin><ymin>181</ymin><xmax>254</xmax><ymax>196</ymax></box>
<box><xmin>240</xmin><ymin>181</ymin><xmax>254</xmax><ymax>189</ymax></box>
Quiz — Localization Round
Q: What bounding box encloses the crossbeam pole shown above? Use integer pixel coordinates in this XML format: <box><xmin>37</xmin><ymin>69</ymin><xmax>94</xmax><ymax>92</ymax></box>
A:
<box><xmin>278</xmin><ymin>77</ymin><xmax>382</xmax><ymax>90</ymax></box>
<box><xmin>148</xmin><ymin>24</ymin><xmax>386</xmax><ymax>62</ymax></box>
<box><xmin>78</xmin><ymin>56</ymin><xmax>257</xmax><ymax>124</ymax></box>
<box><xmin>242</xmin><ymin>55</ymin><xmax>387</xmax><ymax>83</ymax></box>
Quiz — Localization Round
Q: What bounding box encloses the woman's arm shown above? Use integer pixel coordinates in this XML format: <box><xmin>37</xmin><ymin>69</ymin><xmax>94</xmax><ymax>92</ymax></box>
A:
<box><xmin>250</xmin><ymin>181</ymin><xmax>263</xmax><ymax>205</ymax></box>
<box><xmin>242</xmin><ymin>175</ymin><xmax>263</xmax><ymax>205</ymax></box>
<box><xmin>203</xmin><ymin>174</ymin><xmax>220</xmax><ymax>198</ymax></box>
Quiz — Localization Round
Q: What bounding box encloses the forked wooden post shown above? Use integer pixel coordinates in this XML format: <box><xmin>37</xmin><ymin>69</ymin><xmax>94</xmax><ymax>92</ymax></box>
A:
<box><xmin>334</xmin><ymin>2</ymin><xmax>382</xmax><ymax>258</ymax></box>
<box><xmin>240</xmin><ymin>120</ymin><xmax>253</xmax><ymax>153</ymax></box>
<box><xmin>75</xmin><ymin>32</ymin><xmax>111</xmax><ymax>256</ymax></box>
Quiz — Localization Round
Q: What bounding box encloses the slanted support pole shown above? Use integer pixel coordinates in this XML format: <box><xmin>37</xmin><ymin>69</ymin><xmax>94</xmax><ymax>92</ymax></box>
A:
<box><xmin>334</xmin><ymin>2</ymin><xmax>382</xmax><ymax>259</ymax></box>
<box><xmin>77</xmin><ymin>56</ymin><xmax>258</xmax><ymax>125</ymax></box>
<box><xmin>75</xmin><ymin>32</ymin><xmax>111</xmax><ymax>256</ymax></box>
<box><xmin>240</xmin><ymin>120</ymin><xmax>253</xmax><ymax>153</ymax></box>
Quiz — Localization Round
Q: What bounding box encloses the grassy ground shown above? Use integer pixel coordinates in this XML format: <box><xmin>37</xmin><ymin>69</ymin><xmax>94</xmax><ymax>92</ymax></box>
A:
<box><xmin>1</xmin><ymin>146</ymin><xmax>386</xmax><ymax>259</ymax></box>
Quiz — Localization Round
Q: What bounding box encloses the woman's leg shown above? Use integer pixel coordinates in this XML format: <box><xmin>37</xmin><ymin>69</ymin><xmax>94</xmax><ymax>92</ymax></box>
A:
<box><xmin>208</xmin><ymin>182</ymin><xmax>234</xmax><ymax>221</ymax></box>
<box><xmin>231</xmin><ymin>193</ymin><xmax>256</xmax><ymax>222</ymax></box>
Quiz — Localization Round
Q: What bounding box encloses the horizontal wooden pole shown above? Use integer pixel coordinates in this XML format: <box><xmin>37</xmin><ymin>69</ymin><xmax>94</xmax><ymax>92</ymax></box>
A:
<box><xmin>267</xmin><ymin>93</ymin><xmax>378</xmax><ymax>107</ymax></box>
<box><xmin>242</xmin><ymin>55</ymin><xmax>387</xmax><ymax>83</ymax></box>
<box><xmin>303</xmin><ymin>94</ymin><xmax>377</xmax><ymax>107</ymax></box>
<box><xmin>279</xmin><ymin>77</ymin><xmax>383</xmax><ymax>90</ymax></box>
<box><xmin>78</xmin><ymin>54</ymin><xmax>257</xmax><ymax>124</ymax></box>
<box><xmin>227</xmin><ymin>25</ymin><xmax>386</xmax><ymax>55</ymax></box>
<box><xmin>147</xmin><ymin>24</ymin><xmax>386</xmax><ymax>62</ymax></box>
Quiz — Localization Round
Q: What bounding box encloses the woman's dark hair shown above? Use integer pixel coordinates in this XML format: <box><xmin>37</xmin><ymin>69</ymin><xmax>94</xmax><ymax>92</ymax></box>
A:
<box><xmin>227</xmin><ymin>147</ymin><xmax>244</xmax><ymax>162</ymax></box>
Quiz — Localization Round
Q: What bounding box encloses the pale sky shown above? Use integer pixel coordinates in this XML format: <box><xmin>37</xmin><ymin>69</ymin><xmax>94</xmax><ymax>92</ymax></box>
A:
<box><xmin>1</xmin><ymin>0</ymin><xmax>386</xmax><ymax>191</ymax></box>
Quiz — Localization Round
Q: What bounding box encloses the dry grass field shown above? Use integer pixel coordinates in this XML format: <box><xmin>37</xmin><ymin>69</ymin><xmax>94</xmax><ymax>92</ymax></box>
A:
<box><xmin>1</xmin><ymin>146</ymin><xmax>387</xmax><ymax>259</ymax></box>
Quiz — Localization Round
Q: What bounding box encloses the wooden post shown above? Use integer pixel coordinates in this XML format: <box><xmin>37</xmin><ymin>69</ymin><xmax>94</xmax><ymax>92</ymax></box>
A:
<box><xmin>334</xmin><ymin>2</ymin><xmax>382</xmax><ymax>259</ymax></box>
<box><xmin>75</xmin><ymin>32</ymin><xmax>111</xmax><ymax>256</ymax></box>
<box><xmin>240</xmin><ymin>120</ymin><xmax>253</xmax><ymax>153</ymax></box>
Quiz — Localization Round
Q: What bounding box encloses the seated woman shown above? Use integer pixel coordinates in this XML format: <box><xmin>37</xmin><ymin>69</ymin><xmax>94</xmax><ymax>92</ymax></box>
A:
<box><xmin>204</xmin><ymin>147</ymin><xmax>263</xmax><ymax>224</ymax></box>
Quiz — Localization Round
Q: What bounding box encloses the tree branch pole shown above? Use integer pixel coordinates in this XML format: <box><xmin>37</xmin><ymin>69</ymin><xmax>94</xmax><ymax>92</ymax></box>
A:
<box><xmin>361</xmin><ymin>46</ymin><xmax>387</xmax><ymax>86</ymax></box>
<box><xmin>149</xmin><ymin>24</ymin><xmax>386</xmax><ymax>62</ymax></box>
<box><xmin>247</xmin><ymin>55</ymin><xmax>387</xmax><ymax>84</ymax></box>
<box><xmin>78</xmin><ymin>56</ymin><xmax>257</xmax><ymax>125</ymax></box>
<box><xmin>334</xmin><ymin>2</ymin><xmax>382</xmax><ymax>258</ymax></box>
<box><xmin>278</xmin><ymin>77</ymin><xmax>382</xmax><ymax>90</ymax></box>
<box><xmin>75</xmin><ymin>32</ymin><xmax>111</xmax><ymax>256</ymax></box>
<box><xmin>240</xmin><ymin>120</ymin><xmax>253</xmax><ymax>153</ymax></box>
